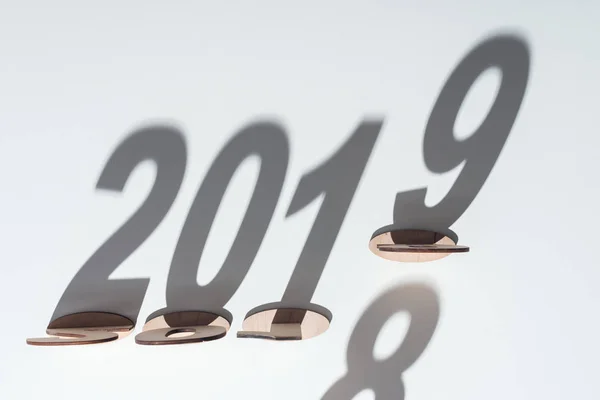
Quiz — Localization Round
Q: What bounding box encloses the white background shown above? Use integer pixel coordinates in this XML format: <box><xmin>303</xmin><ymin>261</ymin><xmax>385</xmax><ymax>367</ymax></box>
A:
<box><xmin>1</xmin><ymin>1</ymin><xmax>599</xmax><ymax>399</ymax></box>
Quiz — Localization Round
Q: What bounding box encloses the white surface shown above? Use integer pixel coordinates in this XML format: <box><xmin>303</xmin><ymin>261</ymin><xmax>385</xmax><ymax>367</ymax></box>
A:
<box><xmin>1</xmin><ymin>1</ymin><xmax>599</xmax><ymax>399</ymax></box>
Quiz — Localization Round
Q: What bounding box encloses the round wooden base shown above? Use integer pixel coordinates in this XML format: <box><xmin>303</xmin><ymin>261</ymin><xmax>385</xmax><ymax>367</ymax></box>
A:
<box><xmin>26</xmin><ymin>312</ymin><xmax>134</xmax><ymax>346</ymax></box>
<box><xmin>135</xmin><ymin>311</ymin><xmax>229</xmax><ymax>345</ymax></box>
<box><xmin>237</xmin><ymin>306</ymin><xmax>330</xmax><ymax>341</ymax></box>
<box><xmin>369</xmin><ymin>228</ymin><xmax>469</xmax><ymax>262</ymax></box>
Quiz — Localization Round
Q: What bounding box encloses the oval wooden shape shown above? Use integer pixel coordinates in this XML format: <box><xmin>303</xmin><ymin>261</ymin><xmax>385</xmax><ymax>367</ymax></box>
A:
<box><xmin>377</xmin><ymin>244</ymin><xmax>470</xmax><ymax>253</ymax></box>
<box><xmin>135</xmin><ymin>325</ymin><xmax>226</xmax><ymax>345</ymax></box>
<box><xmin>136</xmin><ymin>310</ymin><xmax>230</xmax><ymax>345</ymax></box>
<box><xmin>237</xmin><ymin>307</ymin><xmax>330</xmax><ymax>341</ymax></box>
<box><xmin>26</xmin><ymin>312</ymin><xmax>134</xmax><ymax>346</ymax></box>
<box><xmin>369</xmin><ymin>228</ymin><xmax>469</xmax><ymax>262</ymax></box>
<box><xmin>141</xmin><ymin>310</ymin><xmax>231</xmax><ymax>332</ymax></box>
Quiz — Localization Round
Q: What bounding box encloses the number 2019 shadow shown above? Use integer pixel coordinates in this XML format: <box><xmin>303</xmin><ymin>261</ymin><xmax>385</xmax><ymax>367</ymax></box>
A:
<box><xmin>47</xmin><ymin>32</ymin><xmax>530</xmax><ymax>399</ymax></box>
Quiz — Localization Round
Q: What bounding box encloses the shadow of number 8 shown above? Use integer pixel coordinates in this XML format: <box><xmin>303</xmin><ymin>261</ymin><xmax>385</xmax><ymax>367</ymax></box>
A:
<box><xmin>322</xmin><ymin>283</ymin><xmax>439</xmax><ymax>399</ymax></box>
